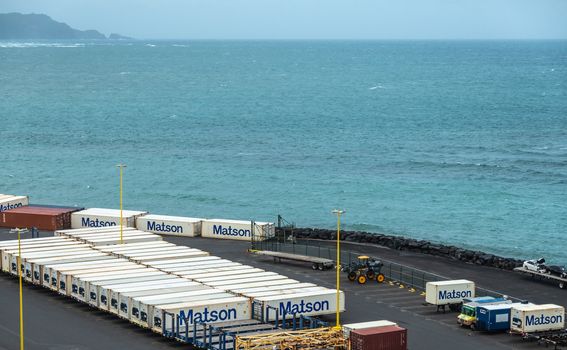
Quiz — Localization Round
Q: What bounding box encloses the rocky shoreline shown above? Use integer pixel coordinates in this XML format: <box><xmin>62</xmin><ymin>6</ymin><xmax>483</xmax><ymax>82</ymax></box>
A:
<box><xmin>287</xmin><ymin>227</ymin><xmax>524</xmax><ymax>271</ymax></box>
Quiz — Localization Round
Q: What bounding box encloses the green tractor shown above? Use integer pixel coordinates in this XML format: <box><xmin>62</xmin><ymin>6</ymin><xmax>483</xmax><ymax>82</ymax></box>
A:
<box><xmin>345</xmin><ymin>255</ymin><xmax>385</xmax><ymax>284</ymax></box>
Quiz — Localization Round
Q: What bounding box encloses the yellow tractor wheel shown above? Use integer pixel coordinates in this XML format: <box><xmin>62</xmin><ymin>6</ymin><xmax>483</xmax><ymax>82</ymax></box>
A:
<box><xmin>376</xmin><ymin>274</ymin><xmax>385</xmax><ymax>283</ymax></box>
<box><xmin>357</xmin><ymin>275</ymin><xmax>367</xmax><ymax>284</ymax></box>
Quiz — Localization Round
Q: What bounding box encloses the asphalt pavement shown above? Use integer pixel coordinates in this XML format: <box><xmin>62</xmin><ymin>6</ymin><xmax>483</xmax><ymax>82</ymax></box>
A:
<box><xmin>0</xmin><ymin>229</ymin><xmax>565</xmax><ymax>350</ymax></box>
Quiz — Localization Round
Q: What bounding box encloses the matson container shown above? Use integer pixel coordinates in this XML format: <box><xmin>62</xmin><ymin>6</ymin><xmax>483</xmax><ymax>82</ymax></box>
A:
<box><xmin>425</xmin><ymin>280</ymin><xmax>475</xmax><ymax>306</ymax></box>
<box><xmin>134</xmin><ymin>291</ymin><xmax>234</xmax><ymax>327</ymax></box>
<box><xmin>25</xmin><ymin>252</ymin><xmax>106</xmax><ymax>283</ymax></box>
<box><xmin>510</xmin><ymin>304</ymin><xmax>565</xmax><ymax>333</ymax></box>
<box><xmin>211</xmin><ymin>279</ymin><xmax>299</xmax><ymax>291</ymax></box>
<box><xmin>43</xmin><ymin>257</ymin><xmax>124</xmax><ymax>288</ymax></box>
<box><xmin>71</xmin><ymin>208</ymin><xmax>148</xmax><ymax>229</ymax></box>
<box><xmin>0</xmin><ymin>195</ymin><xmax>29</xmax><ymax>212</ymax></box>
<box><xmin>232</xmin><ymin>283</ymin><xmax>317</xmax><ymax>295</ymax></box>
<box><xmin>254</xmin><ymin>290</ymin><xmax>345</xmax><ymax>321</ymax></box>
<box><xmin>97</xmin><ymin>276</ymin><xmax>184</xmax><ymax>309</ymax></box>
<box><xmin>0</xmin><ymin>205</ymin><xmax>83</xmax><ymax>230</ymax></box>
<box><xmin>343</xmin><ymin>321</ymin><xmax>398</xmax><ymax>339</ymax></box>
<box><xmin>136</xmin><ymin>214</ymin><xmax>204</xmax><ymax>237</ymax></box>
<box><xmin>350</xmin><ymin>325</ymin><xmax>407</xmax><ymax>350</ymax></box>
<box><xmin>42</xmin><ymin>255</ymin><xmax>117</xmax><ymax>289</ymax></box>
<box><xmin>117</xmin><ymin>283</ymin><xmax>208</xmax><ymax>319</ymax></box>
<box><xmin>73</xmin><ymin>270</ymin><xmax>166</xmax><ymax>301</ymax></box>
<box><xmin>37</xmin><ymin>255</ymin><xmax>115</xmax><ymax>285</ymax></box>
<box><xmin>201</xmin><ymin>219</ymin><xmax>275</xmax><ymax>241</ymax></box>
<box><xmin>152</xmin><ymin>297</ymin><xmax>251</xmax><ymax>333</ymax></box>
<box><xmin>86</xmin><ymin>234</ymin><xmax>162</xmax><ymax>246</ymax></box>
<box><xmin>148</xmin><ymin>256</ymin><xmax>222</xmax><ymax>266</ymax></box>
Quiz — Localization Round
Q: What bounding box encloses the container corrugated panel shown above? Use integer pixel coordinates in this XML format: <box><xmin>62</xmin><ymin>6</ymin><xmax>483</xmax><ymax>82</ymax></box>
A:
<box><xmin>350</xmin><ymin>325</ymin><xmax>407</xmax><ymax>350</ymax></box>
<box><xmin>0</xmin><ymin>195</ymin><xmax>29</xmax><ymax>212</ymax></box>
<box><xmin>0</xmin><ymin>205</ymin><xmax>84</xmax><ymax>230</ymax></box>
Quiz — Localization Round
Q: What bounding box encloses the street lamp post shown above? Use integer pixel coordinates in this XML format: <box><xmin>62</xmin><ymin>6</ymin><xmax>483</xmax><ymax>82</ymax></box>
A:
<box><xmin>116</xmin><ymin>164</ymin><xmax>127</xmax><ymax>244</ymax></box>
<box><xmin>10</xmin><ymin>228</ymin><xmax>29</xmax><ymax>350</ymax></box>
<box><xmin>332</xmin><ymin>209</ymin><xmax>345</xmax><ymax>329</ymax></box>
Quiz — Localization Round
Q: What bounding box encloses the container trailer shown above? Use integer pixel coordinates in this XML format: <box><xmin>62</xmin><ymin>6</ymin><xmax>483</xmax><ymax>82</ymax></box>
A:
<box><xmin>61</xmin><ymin>264</ymin><xmax>148</xmax><ymax>296</ymax></box>
<box><xmin>97</xmin><ymin>275</ymin><xmax>182</xmax><ymax>309</ymax></box>
<box><xmin>511</xmin><ymin>304</ymin><xmax>565</xmax><ymax>334</ymax></box>
<box><xmin>425</xmin><ymin>280</ymin><xmax>475</xmax><ymax>311</ymax></box>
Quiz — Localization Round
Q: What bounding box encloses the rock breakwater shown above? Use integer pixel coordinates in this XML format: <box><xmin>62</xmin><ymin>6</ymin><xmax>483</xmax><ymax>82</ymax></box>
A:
<box><xmin>289</xmin><ymin>227</ymin><xmax>523</xmax><ymax>270</ymax></box>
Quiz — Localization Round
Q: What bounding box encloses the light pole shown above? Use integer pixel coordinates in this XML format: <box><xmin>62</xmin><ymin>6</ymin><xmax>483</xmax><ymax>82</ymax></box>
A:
<box><xmin>116</xmin><ymin>164</ymin><xmax>127</xmax><ymax>244</ymax></box>
<box><xmin>10</xmin><ymin>228</ymin><xmax>29</xmax><ymax>350</ymax></box>
<box><xmin>332</xmin><ymin>209</ymin><xmax>345</xmax><ymax>329</ymax></box>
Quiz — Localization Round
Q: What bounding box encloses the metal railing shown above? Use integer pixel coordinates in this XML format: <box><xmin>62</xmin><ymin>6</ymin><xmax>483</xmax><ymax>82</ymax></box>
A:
<box><xmin>253</xmin><ymin>238</ymin><xmax>521</xmax><ymax>301</ymax></box>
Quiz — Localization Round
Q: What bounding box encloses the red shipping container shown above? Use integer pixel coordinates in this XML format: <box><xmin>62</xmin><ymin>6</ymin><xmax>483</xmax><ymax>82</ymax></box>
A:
<box><xmin>350</xmin><ymin>325</ymin><xmax>407</xmax><ymax>350</ymax></box>
<box><xmin>0</xmin><ymin>205</ymin><xmax>83</xmax><ymax>231</ymax></box>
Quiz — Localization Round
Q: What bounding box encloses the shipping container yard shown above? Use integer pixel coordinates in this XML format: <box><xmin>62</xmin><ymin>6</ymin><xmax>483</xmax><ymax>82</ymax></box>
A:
<box><xmin>0</xmin><ymin>194</ymin><xmax>566</xmax><ymax>349</ymax></box>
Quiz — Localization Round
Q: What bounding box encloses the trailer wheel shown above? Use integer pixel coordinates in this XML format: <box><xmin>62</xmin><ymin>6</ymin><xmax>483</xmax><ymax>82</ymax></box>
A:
<box><xmin>348</xmin><ymin>272</ymin><xmax>357</xmax><ymax>281</ymax></box>
<box><xmin>376</xmin><ymin>274</ymin><xmax>385</xmax><ymax>283</ymax></box>
<box><xmin>448</xmin><ymin>304</ymin><xmax>460</xmax><ymax>312</ymax></box>
<box><xmin>559</xmin><ymin>282</ymin><xmax>565</xmax><ymax>289</ymax></box>
<box><xmin>357</xmin><ymin>275</ymin><xmax>367</xmax><ymax>284</ymax></box>
<box><xmin>318</xmin><ymin>264</ymin><xmax>324</xmax><ymax>271</ymax></box>
<box><xmin>312</xmin><ymin>263</ymin><xmax>318</xmax><ymax>270</ymax></box>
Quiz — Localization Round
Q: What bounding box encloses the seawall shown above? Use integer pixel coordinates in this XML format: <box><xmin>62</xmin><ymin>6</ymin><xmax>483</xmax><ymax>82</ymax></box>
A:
<box><xmin>287</xmin><ymin>227</ymin><xmax>524</xmax><ymax>270</ymax></box>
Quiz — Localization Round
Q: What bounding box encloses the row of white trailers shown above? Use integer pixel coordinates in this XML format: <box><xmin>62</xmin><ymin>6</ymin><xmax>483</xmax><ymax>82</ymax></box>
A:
<box><xmin>0</xmin><ymin>226</ymin><xmax>344</xmax><ymax>338</ymax></box>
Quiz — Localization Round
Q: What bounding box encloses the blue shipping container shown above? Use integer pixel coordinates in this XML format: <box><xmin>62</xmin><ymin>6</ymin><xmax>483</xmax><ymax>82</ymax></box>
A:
<box><xmin>476</xmin><ymin>302</ymin><xmax>530</xmax><ymax>332</ymax></box>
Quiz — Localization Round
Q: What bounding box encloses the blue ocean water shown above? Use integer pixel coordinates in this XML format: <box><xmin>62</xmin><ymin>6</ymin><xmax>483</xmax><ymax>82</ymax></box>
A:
<box><xmin>1</xmin><ymin>40</ymin><xmax>566</xmax><ymax>264</ymax></box>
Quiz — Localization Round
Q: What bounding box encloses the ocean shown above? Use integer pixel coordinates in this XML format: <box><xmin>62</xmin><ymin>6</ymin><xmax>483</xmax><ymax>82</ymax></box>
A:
<box><xmin>1</xmin><ymin>40</ymin><xmax>566</xmax><ymax>264</ymax></box>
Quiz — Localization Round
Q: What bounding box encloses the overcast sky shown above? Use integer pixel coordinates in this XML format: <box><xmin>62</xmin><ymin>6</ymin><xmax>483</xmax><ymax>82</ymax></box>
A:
<box><xmin>2</xmin><ymin>0</ymin><xmax>567</xmax><ymax>39</ymax></box>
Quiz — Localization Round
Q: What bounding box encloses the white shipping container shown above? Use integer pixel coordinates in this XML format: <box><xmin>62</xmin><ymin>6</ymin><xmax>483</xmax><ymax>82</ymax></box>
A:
<box><xmin>63</xmin><ymin>264</ymin><xmax>148</xmax><ymax>296</ymax></box>
<box><xmin>511</xmin><ymin>304</ymin><xmax>565</xmax><ymax>333</ymax></box>
<box><xmin>87</xmin><ymin>235</ymin><xmax>162</xmax><ymax>246</ymax></box>
<box><xmin>148</xmin><ymin>256</ymin><xmax>222</xmax><ymax>266</ymax></box>
<box><xmin>255</xmin><ymin>290</ymin><xmax>345</xmax><ymax>321</ymax></box>
<box><xmin>36</xmin><ymin>255</ymin><xmax>114</xmax><ymax>285</ymax></box>
<box><xmin>98</xmin><ymin>275</ymin><xmax>181</xmax><ymax>309</ymax></box>
<box><xmin>97</xmin><ymin>241</ymin><xmax>173</xmax><ymax>252</ymax></box>
<box><xmin>167</xmin><ymin>264</ymin><xmax>250</xmax><ymax>276</ymax></box>
<box><xmin>201</xmin><ymin>219</ymin><xmax>275</xmax><ymax>241</ymax></box>
<box><xmin>135</xmin><ymin>292</ymin><xmax>233</xmax><ymax>327</ymax></box>
<box><xmin>118</xmin><ymin>247</ymin><xmax>203</xmax><ymax>258</ymax></box>
<box><xmin>204</xmin><ymin>275</ymin><xmax>290</xmax><ymax>287</ymax></box>
<box><xmin>2</xmin><ymin>242</ymin><xmax>86</xmax><ymax>272</ymax></box>
<box><xmin>71</xmin><ymin>208</ymin><xmax>148</xmax><ymax>229</ymax></box>
<box><xmin>152</xmin><ymin>297</ymin><xmax>251</xmax><ymax>333</ymax></box>
<box><xmin>0</xmin><ymin>195</ymin><xmax>29</xmax><ymax>212</ymax></box>
<box><xmin>75</xmin><ymin>270</ymin><xmax>166</xmax><ymax>301</ymax></box>
<box><xmin>130</xmin><ymin>251</ymin><xmax>208</xmax><ymax>263</ymax></box>
<box><xmin>342</xmin><ymin>320</ymin><xmax>398</xmax><ymax>338</ymax></box>
<box><xmin>25</xmin><ymin>251</ymin><xmax>108</xmax><ymax>283</ymax></box>
<box><xmin>232</xmin><ymin>283</ymin><xmax>317</xmax><ymax>295</ymax></box>
<box><xmin>107</xmin><ymin>282</ymin><xmax>202</xmax><ymax>315</ymax></box>
<box><xmin>45</xmin><ymin>257</ymin><xmax>123</xmax><ymax>288</ymax></box>
<box><xmin>151</xmin><ymin>259</ymin><xmax>231</xmax><ymax>270</ymax></box>
<box><xmin>425</xmin><ymin>280</ymin><xmax>475</xmax><ymax>305</ymax></box>
<box><xmin>209</xmin><ymin>279</ymin><xmax>299</xmax><ymax>291</ymax></box>
<box><xmin>136</xmin><ymin>214</ymin><xmax>204</xmax><ymax>237</ymax></box>
<box><xmin>196</xmin><ymin>271</ymin><xmax>278</xmax><ymax>283</ymax></box>
<box><xmin>55</xmin><ymin>226</ymin><xmax>137</xmax><ymax>236</ymax></box>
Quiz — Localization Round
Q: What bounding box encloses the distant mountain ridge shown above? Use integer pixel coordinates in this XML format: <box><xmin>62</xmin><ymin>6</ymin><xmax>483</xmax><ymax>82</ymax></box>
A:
<box><xmin>0</xmin><ymin>13</ymin><xmax>132</xmax><ymax>40</ymax></box>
